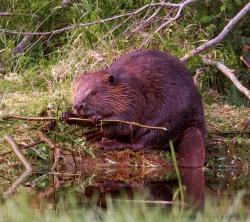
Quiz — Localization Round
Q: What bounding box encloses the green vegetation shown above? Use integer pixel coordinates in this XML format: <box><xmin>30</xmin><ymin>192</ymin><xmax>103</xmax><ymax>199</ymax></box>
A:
<box><xmin>0</xmin><ymin>191</ymin><xmax>249</xmax><ymax>222</ymax></box>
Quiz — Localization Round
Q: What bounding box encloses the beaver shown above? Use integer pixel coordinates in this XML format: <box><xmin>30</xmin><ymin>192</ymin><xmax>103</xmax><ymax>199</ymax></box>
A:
<box><xmin>62</xmin><ymin>49</ymin><xmax>206</xmax><ymax>168</ymax></box>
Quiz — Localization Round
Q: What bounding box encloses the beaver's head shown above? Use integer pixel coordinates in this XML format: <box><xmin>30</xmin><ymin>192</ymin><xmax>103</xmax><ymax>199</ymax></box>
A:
<box><xmin>72</xmin><ymin>70</ymin><xmax>135</xmax><ymax>120</ymax></box>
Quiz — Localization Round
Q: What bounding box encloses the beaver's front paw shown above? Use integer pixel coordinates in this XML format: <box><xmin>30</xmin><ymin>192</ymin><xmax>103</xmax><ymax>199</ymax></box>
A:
<box><xmin>61</xmin><ymin>112</ymin><xmax>76</xmax><ymax>124</ymax></box>
<box><xmin>91</xmin><ymin>114</ymin><xmax>102</xmax><ymax>124</ymax></box>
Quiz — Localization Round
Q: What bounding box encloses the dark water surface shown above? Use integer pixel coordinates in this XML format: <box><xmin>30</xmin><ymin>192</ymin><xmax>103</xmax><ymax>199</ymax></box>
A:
<box><xmin>1</xmin><ymin>164</ymin><xmax>249</xmax><ymax>211</ymax></box>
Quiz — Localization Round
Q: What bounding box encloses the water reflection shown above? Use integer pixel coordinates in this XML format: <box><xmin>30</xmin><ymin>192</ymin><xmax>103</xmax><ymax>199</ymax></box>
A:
<box><xmin>3</xmin><ymin>163</ymin><xmax>250</xmax><ymax>212</ymax></box>
<box><xmin>29</xmin><ymin>167</ymin><xmax>205</xmax><ymax>210</ymax></box>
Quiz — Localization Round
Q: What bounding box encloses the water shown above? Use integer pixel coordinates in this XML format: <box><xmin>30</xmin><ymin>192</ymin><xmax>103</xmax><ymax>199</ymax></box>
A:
<box><xmin>1</xmin><ymin>163</ymin><xmax>249</xmax><ymax>210</ymax></box>
<box><xmin>0</xmin><ymin>142</ymin><xmax>250</xmax><ymax>214</ymax></box>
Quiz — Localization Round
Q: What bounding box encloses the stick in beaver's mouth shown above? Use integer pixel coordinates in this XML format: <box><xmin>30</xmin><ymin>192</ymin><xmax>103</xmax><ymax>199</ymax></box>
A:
<box><xmin>2</xmin><ymin>114</ymin><xmax>168</xmax><ymax>131</ymax></box>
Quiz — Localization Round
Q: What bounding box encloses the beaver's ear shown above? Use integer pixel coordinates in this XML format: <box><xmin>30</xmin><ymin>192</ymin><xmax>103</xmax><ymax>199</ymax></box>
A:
<box><xmin>108</xmin><ymin>74</ymin><xmax>115</xmax><ymax>84</ymax></box>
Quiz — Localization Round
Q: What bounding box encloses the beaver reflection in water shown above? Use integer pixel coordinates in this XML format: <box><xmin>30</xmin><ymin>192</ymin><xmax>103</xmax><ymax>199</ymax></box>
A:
<box><xmin>62</xmin><ymin>50</ymin><xmax>206</xmax><ymax>168</ymax></box>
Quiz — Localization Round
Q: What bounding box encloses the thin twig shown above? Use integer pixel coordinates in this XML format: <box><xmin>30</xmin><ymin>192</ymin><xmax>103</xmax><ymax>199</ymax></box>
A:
<box><xmin>181</xmin><ymin>1</ymin><xmax>250</xmax><ymax>61</ymax></box>
<box><xmin>0</xmin><ymin>2</ymin><xmax>184</xmax><ymax>36</ymax></box>
<box><xmin>98</xmin><ymin>119</ymin><xmax>168</xmax><ymax>131</ymax></box>
<box><xmin>3</xmin><ymin>135</ymin><xmax>33</xmax><ymax>172</ymax></box>
<box><xmin>132</xmin><ymin>4</ymin><xmax>162</xmax><ymax>33</ymax></box>
<box><xmin>142</xmin><ymin>0</ymin><xmax>195</xmax><ymax>46</ymax></box>
<box><xmin>202</xmin><ymin>57</ymin><xmax>250</xmax><ymax>100</ymax></box>
<box><xmin>3</xmin><ymin>115</ymin><xmax>168</xmax><ymax>131</ymax></box>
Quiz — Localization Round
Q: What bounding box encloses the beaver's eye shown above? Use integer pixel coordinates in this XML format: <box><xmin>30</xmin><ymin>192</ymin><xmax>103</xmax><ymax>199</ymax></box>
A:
<box><xmin>109</xmin><ymin>75</ymin><xmax>115</xmax><ymax>84</ymax></box>
<box><xmin>90</xmin><ymin>90</ymin><xmax>97</xmax><ymax>96</ymax></box>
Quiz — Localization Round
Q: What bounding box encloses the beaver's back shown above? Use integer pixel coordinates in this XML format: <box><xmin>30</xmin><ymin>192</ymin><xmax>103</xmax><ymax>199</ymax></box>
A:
<box><xmin>108</xmin><ymin>50</ymin><xmax>205</xmax><ymax>138</ymax></box>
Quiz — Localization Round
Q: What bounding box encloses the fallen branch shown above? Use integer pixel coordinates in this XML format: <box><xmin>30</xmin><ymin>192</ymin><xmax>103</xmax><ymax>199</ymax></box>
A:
<box><xmin>202</xmin><ymin>57</ymin><xmax>250</xmax><ymax>100</ymax></box>
<box><xmin>3</xmin><ymin>135</ymin><xmax>33</xmax><ymax>172</ymax></box>
<box><xmin>181</xmin><ymin>1</ymin><xmax>250</xmax><ymax>61</ymax></box>
<box><xmin>0</xmin><ymin>1</ymin><xmax>189</xmax><ymax>36</ymax></box>
<box><xmin>3</xmin><ymin>115</ymin><xmax>168</xmax><ymax>131</ymax></box>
